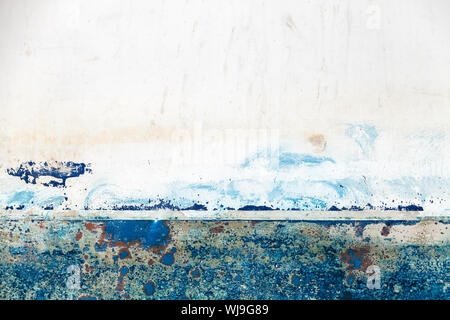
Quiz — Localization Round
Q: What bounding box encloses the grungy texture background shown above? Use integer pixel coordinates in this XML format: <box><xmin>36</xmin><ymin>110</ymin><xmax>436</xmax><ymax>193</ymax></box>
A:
<box><xmin>0</xmin><ymin>0</ymin><xmax>449</xmax><ymax>299</ymax></box>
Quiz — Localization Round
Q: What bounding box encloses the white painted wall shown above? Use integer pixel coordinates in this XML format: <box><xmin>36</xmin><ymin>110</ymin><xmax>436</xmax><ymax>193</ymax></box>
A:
<box><xmin>0</xmin><ymin>0</ymin><xmax>449</xmax><ymax>213</ymax></box>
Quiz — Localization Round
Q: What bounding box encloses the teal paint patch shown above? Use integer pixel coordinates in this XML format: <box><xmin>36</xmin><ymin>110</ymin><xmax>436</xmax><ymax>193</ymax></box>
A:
<box><xmin>345</xmin><ymin>124</ymin><xmax>378</xmax><ymax>154</ymax></box>
<box><xmin>278</xmin><ymin>152</ymin><xmax>335</xmax><ymax>167</ymax></box>
<box><xmin>241</xmin><ymin>151</ymin><xmax>335</xmax><ymax>169</ymax></box>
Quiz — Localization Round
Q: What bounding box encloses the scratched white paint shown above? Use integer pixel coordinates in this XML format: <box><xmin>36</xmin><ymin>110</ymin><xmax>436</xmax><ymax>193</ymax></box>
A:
<box><xmin>0</xmin><ymin>0</ymin><xmax>449</xmax><ymax>216</ymax></box>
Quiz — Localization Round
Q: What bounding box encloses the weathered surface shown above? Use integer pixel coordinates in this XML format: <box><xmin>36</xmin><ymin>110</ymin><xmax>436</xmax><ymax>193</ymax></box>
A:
<box><xmin>0</xmin><ymin>1</ymin><xmax>449</xmax><ymax>301</ymax></box>
<box><xmin>0</xmin><ymin>219</ymin><xmax>448</xmax><ymax>300</ymax></box>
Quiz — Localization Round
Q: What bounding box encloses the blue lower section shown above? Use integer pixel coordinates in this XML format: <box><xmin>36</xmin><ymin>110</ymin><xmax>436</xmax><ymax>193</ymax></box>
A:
<box><xmin>0</xmin><ymin>220</ymin><xmax>448</xmax><ymax>299</ymax></box>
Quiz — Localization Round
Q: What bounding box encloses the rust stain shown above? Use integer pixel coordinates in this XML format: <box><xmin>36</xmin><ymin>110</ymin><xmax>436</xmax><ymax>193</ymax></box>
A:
<box><xmin>7</xmin><ymin>124</ymin><xmax>175</xmax><ymax>147</ymax></box>
<box><xmin>340</xmin><ymin>246</ymin><xmax>372</xmax><ymax>272</ymax></box>
<box><xmin>85</xmin><ymin>222</ymin><xmax>101</xmax><ymax>233</ymax></box>
<box><xmin>307</xmin><ymin>134</ymin><xmax>327</xmax><ymax>152</ymax></box>
<box><xmin>339</xmin><ymin>246</ymin><xmax>373</xmax><ymax>284</ymax></box>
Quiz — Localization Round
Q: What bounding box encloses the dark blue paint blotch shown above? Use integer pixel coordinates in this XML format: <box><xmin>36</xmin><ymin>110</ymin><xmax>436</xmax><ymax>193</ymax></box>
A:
<box><xmin>183</xmin><ymin>203</ymin><xmax>207</xmax><ymax>210</ymax></box>
<box><xmin>7</xmin><ymin>161</ymin><xmax>91</xmax><ymax>187</ymax></box>
<box><xmin>161</xmin><ymin>252</ymin><xmax>175</xmax><ymax>266</ymax></box>
<box><xmin>328</xmin><ymin>205</ymin><xmax>341</xmax><ymax>211</ymax></box>
<box><xmin>104</xmin><ymin>220</ymin><xmax>170</xmax><ymax>249</ymax></box>
<box><xmin>397</xmin><ymin>204</ymin><xmax>423</xmax><ymax>211</ymax></box>
<box><xmin>119</xmin><ymin>250</ymin><xmax>130</xmax><ymax>259</ymax></box>
<box><xmin>238</xmin><ymin>205</ymin><xmax>273</xmax><ymax>211</ymax></box>
<box><xmin>143</xmin><ymin>281</ymin><xmax>155</xmax><ymax>296</ymax></box>
<box><xmin>190</xmin><ymin>269</ymin><xmax>201</xmax><ymax>278</ymax></box>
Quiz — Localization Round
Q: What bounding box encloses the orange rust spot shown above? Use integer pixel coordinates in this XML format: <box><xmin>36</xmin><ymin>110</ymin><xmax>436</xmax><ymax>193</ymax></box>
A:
<box><xmin>210</xmin><ymin>225</ymin><xmax>225</xmax><ymax>233</ymax></box>
<box><xmin>85</xmin><ymin>222</ymin><xmax>109</xmax><ymax>250</ymax></box>
<box><xmin>75</xmin><ymin>231</ymin><xmax>83</xmax><ymax>241</ymax></box>
<box><xmin>84</xmin><ymin>264</ymin><xmax>94</xmax><ymax>273</ymax></box>
<box><xmin>340</xmin><ymin>246</ymin><xmax>372</xmax><ymax>273</ymax></box>
<box><xmin>112</xmin><ymin>240</ymin><xmax>136</xmax><ymax>249</ymax></box>
<box><xmin>116</xmin><ymin>280</ymin><xmax>125</xmax><ymax>292</ymax></box>
<box><xmin>85</xmin><ymin>222</ymin><xmax>99</xmax><ymax>232</ymax></box>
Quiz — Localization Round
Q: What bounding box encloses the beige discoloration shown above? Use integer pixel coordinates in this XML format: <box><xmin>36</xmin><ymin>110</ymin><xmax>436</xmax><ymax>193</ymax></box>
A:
<box><xmin>0</xmin><ymin>209</ymin><xmax>439</xmax><ymax>221</ymax></box>
<box><xmin>285</xmin><ymin>15</ymin><xmax>297</xmax><ymax>30</ymax></box>
<box><xmin>5</xmin><ymin>124</ymin><xmax>174</xmax><ymax>147</ymax></box>
<box><xmin>362</xmin><ymin>221</ymin><xmax>449</xmax><ymax>245</ymax></box>
<box><xmin>307</xmin><ymin>134</ymin><xmax>327</xmax><ymax>153</ymax></box>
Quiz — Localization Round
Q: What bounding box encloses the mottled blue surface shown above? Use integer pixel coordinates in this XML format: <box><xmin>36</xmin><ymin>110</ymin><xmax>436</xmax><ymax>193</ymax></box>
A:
<box><xmin>0</xmin><ymin>219</ymin><xmax>447</xmax><ymax>300</ymax></box>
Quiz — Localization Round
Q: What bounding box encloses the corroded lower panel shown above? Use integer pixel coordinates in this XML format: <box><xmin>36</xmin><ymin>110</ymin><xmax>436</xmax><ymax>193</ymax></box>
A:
<box><xmin>0</xmin><ymin>219</ymin><xmax>448</xmax><ymax>300</ymax></box>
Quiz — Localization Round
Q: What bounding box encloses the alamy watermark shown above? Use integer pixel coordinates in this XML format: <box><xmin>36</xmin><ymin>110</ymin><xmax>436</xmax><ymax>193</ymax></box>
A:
<box><xmin>366</xmin><ymin>265</ymin><xmax>381</xmax><ymax>290</ymax></box>
<box><xmin>169</xmin><ymin>122</ymin><xmax>280</xmax><ymax>168</ymax></box>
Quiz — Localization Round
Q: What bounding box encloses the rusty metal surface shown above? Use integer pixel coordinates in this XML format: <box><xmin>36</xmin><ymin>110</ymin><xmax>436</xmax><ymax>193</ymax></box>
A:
<box><xmin>0</xmin><ymin>219</ymin><xmax>448</xmax><ymax>300</ymax></box>
<box><xmin>0</xmin><ymin>0</ymin><xmax>449</xmax><ymax>301</ymax></box>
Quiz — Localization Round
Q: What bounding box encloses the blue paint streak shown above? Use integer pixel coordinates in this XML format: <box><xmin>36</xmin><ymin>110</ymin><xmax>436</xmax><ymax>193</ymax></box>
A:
<box><xmin>278</xmin><ymin>153</ymin><xmax>335</xmax><ymax>168</ymax></box>
<box><xmin>241</xmin><ymin>151</ymin><xmax>335</xmax><ymax>169</ymax></box>
<box><xmin>8</xmin><ymin>191</ymin><xmax>34</xmax><ymax>204</ymax></box>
